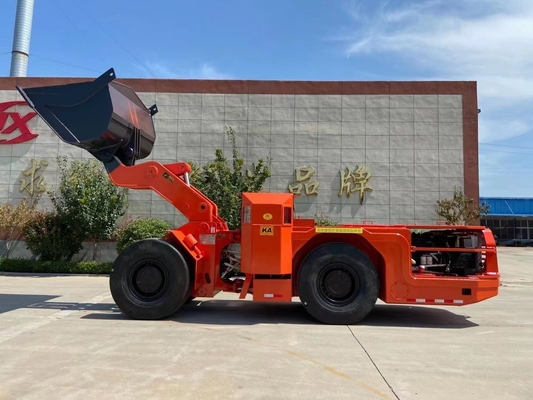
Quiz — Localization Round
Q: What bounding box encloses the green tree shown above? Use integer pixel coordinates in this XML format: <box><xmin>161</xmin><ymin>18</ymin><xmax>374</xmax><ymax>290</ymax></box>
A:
<box><xmin>436</xmin><ymin>186</ymin><xmax>490</xmax><ymax>225</ymax></box>
<box><xmin>188</xmin><ymin>126</ymin><xmax>272</xmax><ymax>230</ymax></box>
<box><xmin>48</xmin><ymin>156</ymin><xmax>129</xmax><ymax>260</ymax></box>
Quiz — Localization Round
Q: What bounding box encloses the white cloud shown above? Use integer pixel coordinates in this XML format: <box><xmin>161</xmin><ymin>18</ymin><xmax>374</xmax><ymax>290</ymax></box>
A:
<box><xmin>142</xmin><ymin>61</ymin><xmax>232</xmax><ymax>80</ymax></box>
<box><xmin>142</xmin><ymin>62</ymin><xmax>174</xmax><ymax>78</ymax></box>
<box><xmin>479</xmin><ymin>118</ymin><xmax>530</xmax><ymax>143</ymax></box>
<box><xmin>335</xmin><ymin>0</ymin><xmax>533</xmax><ymax>196</ymax></box>
<box><xmin>338</xmin><ymin>0</ymin><xmax>533</xmax><ymax>145</ymax></box>
<box><xmin>197</xmin><ymin>63</ymin><xmax>232</xmax><ymax>80</ymax></box>
<box><xmin>479</xmin><ymin>151</ymin><xmax>505</xmax><ymax>194</ymax></box>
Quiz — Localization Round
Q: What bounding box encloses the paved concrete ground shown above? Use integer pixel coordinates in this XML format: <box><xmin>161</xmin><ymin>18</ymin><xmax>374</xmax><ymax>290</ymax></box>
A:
<box><xmin>0</xmin><ymin>247</ymin><xmax>531</xmax><ymax>400</ymax></box>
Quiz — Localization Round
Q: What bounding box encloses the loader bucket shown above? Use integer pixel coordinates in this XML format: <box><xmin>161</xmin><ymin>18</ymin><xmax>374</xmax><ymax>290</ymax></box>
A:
<box><xmin>15</xmin><ymin>68</ymin><xmax>157</xmax><ymax>167</ymax></box>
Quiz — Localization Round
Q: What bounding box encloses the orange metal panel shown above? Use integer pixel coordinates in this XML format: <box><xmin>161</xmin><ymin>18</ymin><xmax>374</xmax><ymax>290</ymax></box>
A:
<box><xmin>240</xmin><ymin>193</ymin><xmax>294</xmax><ymax>275</ymax></box>
<box><xmin>253</xmin><ymin>279</ymin><xmax>293</xmax><ymax>302</ymax></box>
<box><xmin>289</xmin><ymin>223</ymin><xmax>500</xmax><ymax>307</ymax></box>
<box><xmin>246</xmin><ymin>223</ymin><xmax>293</xmax><ymax>275</ymax></box>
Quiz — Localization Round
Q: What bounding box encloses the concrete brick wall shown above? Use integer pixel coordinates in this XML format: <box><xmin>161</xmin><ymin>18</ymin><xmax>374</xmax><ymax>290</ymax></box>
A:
<box><xmin>0</xmin><ymin>89</ymin><xmax>465</xmax><ymax>227</ymax></box>
<box><xmin>139</xmin><ymin>92</ymin><xmax>464</xmax><ymax>225</ymax></box>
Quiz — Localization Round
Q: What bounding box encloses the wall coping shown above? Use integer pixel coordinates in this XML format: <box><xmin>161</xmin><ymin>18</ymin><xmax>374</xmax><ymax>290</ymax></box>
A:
<box><xmin>0</xmin><ymin>76</ymin><xmax>476</xmax><ymax>95</ymax></box>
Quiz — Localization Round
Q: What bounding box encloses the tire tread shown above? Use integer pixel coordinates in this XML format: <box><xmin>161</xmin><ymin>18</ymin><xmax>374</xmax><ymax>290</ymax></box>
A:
<box><xmin>297</xmin><ymin>242</ymin><xmax>379</xmax><ymax>325</ymax></box>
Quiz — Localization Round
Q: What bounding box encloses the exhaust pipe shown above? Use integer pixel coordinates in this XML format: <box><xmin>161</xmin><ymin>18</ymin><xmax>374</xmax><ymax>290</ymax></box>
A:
<box><xmin>16</xmin><ymin>68</ymin><xmax>157</xmax><ymax>171</ymax></box>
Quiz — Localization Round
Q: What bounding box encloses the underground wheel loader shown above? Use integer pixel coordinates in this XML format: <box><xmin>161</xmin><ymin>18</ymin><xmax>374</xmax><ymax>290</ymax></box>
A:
<box><xmin>16</xmin><ymin>68</ymin><xmax>500</xmax><ymax>325</ymax></box>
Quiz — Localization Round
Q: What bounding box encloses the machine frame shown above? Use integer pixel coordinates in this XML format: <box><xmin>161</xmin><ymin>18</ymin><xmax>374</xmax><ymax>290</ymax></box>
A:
<box><xmin>15</xmin><ymin>68</ymin><xmax>500</xmax><ymax>325</ymax></box>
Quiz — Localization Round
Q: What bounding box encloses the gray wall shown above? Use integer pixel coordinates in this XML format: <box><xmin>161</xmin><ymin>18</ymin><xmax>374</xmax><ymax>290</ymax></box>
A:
<box><xmin>0</xmin><ymin>89</ymin><xmax>464</xmax><ymax>227</ymax></box>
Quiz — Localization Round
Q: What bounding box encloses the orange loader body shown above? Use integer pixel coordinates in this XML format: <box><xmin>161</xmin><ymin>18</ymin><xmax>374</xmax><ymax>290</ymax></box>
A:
<box><xmin>15</xmin><ymin>69</ymin><xmax>500</xmax><ymax>325</ymax></box>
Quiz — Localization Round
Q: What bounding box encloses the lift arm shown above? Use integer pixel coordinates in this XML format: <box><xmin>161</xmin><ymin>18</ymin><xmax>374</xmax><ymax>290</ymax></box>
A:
<box><xmin>106</xmin><ymin>159</ymin><xmax>227</xmax><ymax>227</ymax></box>
<box><xmin>15</xmin><ymin>68</ymin><xmax>227</xmax><ymax>228</ymax></box>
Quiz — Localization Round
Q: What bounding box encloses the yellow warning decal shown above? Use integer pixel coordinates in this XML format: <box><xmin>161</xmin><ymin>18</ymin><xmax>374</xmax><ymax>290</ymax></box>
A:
<box><xmin>260</xmin><ymin>226</ymin><xmax>274</xmax><ymax>235</ymax></box>
<box><xmin>315</xmin><ymin>227</ymin><xmax>363</xmax><ymax>234</ymax></box>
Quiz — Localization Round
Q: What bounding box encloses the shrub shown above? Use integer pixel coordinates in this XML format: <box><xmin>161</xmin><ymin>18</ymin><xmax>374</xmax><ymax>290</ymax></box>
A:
<box><xmin>116</xmin><ymin>217</ymin><xmax>172</xmax><ymax>253</ymax></box>
<box><xmin>19</xmin><ymin>156</ymin><xmax>129</xmax><ymax>262</ymax></box>
<box><xmin>26</xmin><ymin>156</ymin><xmax>130</xmax><ymax>261</ymax></box>
<box><xmin>113</xmin><ymin>215</ymin><xmax>138</xmax><ymax>239</ymax></box>
<box><xmin>188</xmin><ymin>126</ymin><xmax>271</xmax><ymax>230</ymax></box>
<box><xmin>0</xmin><ymin>258</ymin><xmax>112</xmax><ymax>274</ymax></box>
<box><xmin>315</xmin><ymin>214</ymin><xmax>340</xmax><ymax>226</ymax></box>
<box><xmin>0</xmin><ymin>198</ymin><xmax>40</xmax><ymax>258</ymax></box>
<box><xmin>411</xmin><ymin>229</ymin><xmax>431</xmax><ymax>234</ymax></box>
<box><xmin>436</xmin><ymin>186</ymin><xmax>490</xmax><ymax>225</ymax></box>
<box><xmin>22</xmin><ymin>210</ymin><xmax>86</xmax><ymax>261</ymax></box>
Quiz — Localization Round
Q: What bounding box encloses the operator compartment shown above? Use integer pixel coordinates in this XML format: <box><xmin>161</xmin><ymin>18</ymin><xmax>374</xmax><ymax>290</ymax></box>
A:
<box><xmin>16</xmin><ymin>68</ymin><xmax>156</xmax><ymax>167</ymax></box>
<box><xmin>240</xmin><ymin>193</ymin><xmax>294</xmax><ymax>276</ymax></box>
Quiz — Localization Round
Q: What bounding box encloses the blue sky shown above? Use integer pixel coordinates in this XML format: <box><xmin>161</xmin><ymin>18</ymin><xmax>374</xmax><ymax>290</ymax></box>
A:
<box><xmin>1</xmin><ymin>0</ymin><xmax>532</xmax><ymax>197</ymax></box>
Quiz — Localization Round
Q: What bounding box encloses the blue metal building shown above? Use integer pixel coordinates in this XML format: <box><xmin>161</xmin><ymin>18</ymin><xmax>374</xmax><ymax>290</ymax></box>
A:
<box><xmin>480</xmin><ymin>197</ymin><xmax>533</xmax><ymax>246</ymax></box>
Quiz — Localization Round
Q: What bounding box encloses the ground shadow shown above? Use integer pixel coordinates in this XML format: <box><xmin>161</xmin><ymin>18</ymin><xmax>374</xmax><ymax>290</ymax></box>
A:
<box><xmin>27</xmin><ymin>301</ymin><xmax>119</xmax><ymax>312</ymax></box>
<box><xmin>0</xmin><ymin>273</ymin><xmax>109</xmax><ymax>278</ymax></box>
<box><xmin>79</xmin><ymin>299</ymin><xmax>478</xmax><ymax>329</ymax></box>
<box><xmin>362</xmin><ymin>304</ymin><xmax>478</xmax><ymax>328</ymax></box>
<box><xmin>0</xmin><ymin>294</ymin><xmax>59</xmax><ymax>315</ymax></box>
<box><xmin>80</xmin><ymin>301</ymin><xmax>315</xmax><ymax>324</ymax></box>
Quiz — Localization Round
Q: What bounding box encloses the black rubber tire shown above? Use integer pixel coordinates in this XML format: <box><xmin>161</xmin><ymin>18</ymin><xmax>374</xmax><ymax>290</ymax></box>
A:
<box><xmin>185</xmin><ymin>296</ymin><xmax>195</xmax><ymax>304</ymax></box>
<box><xmin>109</xmin><ymin>238</ymin><xmax>192</xmax><ymax>320</ymax></box>
<box><xmin>297</xmin><ymin>242</ymin><xmax>379</xmax><ymax>325</ymax></box>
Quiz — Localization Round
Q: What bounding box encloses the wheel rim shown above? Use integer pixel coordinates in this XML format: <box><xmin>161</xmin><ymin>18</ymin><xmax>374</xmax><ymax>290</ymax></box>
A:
<box><xmin>129</xmin><ymin>259</ymin><xmax>169</xmax><ymax>302</ymax></box>
<box><xmin>317</xmin><ymin>263</ymin><xmax>360</xmax><ymax>307</ymax></box>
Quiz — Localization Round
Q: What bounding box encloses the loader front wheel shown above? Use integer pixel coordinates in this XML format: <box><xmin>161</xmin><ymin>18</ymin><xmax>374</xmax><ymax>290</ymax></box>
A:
<box><xmin>110</xmin><ymin>238</ymin><xmax>192</xmax><ymax>320</ymax></box>
<box><xmin>297</xmin><ymin>242</ymin><xmax>379</xmax><ymax>325</ymax></box>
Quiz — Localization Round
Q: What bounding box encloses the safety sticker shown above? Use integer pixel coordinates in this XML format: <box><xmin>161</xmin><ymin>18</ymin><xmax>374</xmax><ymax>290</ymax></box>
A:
<box><xmin>260</xmin><ymin>226</ymin><xmax>274</xmax><ymax>235</ymax></box>
<box><xmin>315</xmin><ymin>227</ymin><xmax>363</xmax><ymax>234</ymax></box>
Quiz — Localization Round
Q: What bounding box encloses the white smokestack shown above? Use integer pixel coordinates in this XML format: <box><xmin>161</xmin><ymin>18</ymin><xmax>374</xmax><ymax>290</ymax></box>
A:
<box><xmin>10</xmin><ymin>0</ymin><xmax>35</xmax><ymax>77</ymax></box>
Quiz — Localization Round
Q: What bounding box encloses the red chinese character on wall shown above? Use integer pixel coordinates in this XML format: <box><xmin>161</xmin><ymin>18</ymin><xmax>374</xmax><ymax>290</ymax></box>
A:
<box><xmin>0</xmin><ymin>101</ymin><xmax>38</xmax><ymax>144</ymax></box>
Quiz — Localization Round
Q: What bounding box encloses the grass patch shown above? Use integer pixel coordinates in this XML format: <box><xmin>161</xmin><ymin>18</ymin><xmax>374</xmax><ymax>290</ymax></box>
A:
<box><xmin>0</xmin><ymin>258</ymin><xmax>112</xmax><ymax>274</ymax></box>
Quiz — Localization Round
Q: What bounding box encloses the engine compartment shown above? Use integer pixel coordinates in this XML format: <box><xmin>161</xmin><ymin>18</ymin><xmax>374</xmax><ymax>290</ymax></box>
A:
<box><xmin>220</xmin><ymin>243</ymin><xmax>244</xmax><ymax>283</ymax></box>
<box><xmin>411</xmin><ymin>229</ymin><xmax>486</xmax><ymax>277</ymax></box>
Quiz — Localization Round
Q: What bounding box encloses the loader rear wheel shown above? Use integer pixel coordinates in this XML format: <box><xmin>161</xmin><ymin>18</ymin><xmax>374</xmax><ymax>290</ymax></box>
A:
<box><xmin>297</xmin><ymin>242</ymin><xmax>379</xmax><ymax>325</ymax></box>
<box><xmin>110</xmin><ymin>238</ymin><xmax>192</xmax><ymax>320</ymax></box>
